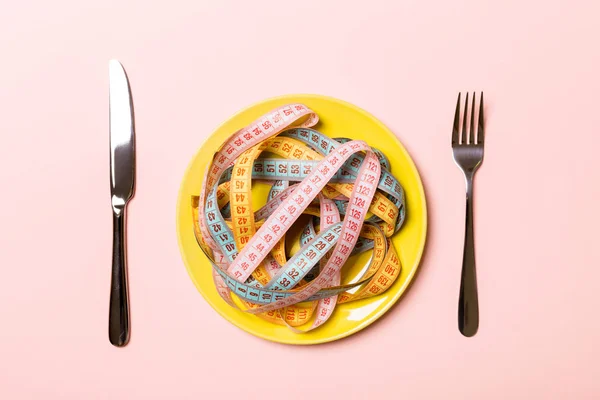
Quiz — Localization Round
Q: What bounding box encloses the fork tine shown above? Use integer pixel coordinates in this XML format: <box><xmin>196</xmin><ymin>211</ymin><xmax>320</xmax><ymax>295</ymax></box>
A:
<box><xmin>461</xmin><ymin>92</ymin><xmax>468</xmax><ymax>144</ymax></box>
<box><xmin>452</xmin><ymin>93</ymin><xmax>461</xmax><ymax>145</ymax></box>
<box><xmin>477</xmin><ymin>92</ymin><xmax>484</xmax><ymax>144</ymax></box>
<box><xmin>469</xmin><ymin>92</ymin><xmax>475</xmax><ymax>144</ymax></box>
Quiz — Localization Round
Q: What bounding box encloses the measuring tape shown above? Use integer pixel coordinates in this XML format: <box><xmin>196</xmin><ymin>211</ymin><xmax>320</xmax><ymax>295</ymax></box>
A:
<box><xmin>191</xmin><ymin>104</ymin><xmax>406</xmax><ymax>331</ymax></box>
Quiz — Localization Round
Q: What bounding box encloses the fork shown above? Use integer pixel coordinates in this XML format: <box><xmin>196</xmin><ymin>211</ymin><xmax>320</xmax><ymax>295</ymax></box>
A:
<box><xmin>452</xmin><ymin>92</ymin><xmax>485</xmax><ymax>337</ymax></box>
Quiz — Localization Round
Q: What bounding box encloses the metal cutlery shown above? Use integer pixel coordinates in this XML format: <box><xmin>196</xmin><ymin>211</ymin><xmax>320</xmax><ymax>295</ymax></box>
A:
<box><xmin>452</xmin><ymin>92</ymin><xmax>485</xmax><ymax>337</ymax></box>
<box><xmin>109</xmin><ymin>60</ymin><xmax>136</xmax><ymax>347</ymax></box>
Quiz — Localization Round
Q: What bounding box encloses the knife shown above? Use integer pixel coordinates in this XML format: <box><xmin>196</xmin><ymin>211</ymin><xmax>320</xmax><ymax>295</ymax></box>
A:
<box><xmin>109</xmin><ymin>60</ymin><xmax>135</xmax><ymax>347</ymax></box>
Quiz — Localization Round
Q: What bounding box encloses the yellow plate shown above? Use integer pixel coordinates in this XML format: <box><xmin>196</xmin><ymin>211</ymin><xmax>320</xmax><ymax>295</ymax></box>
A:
<box><xmin>176</xmin><ymin>94</ymin><xmax>427</xmax><ymax>344</ymax></box>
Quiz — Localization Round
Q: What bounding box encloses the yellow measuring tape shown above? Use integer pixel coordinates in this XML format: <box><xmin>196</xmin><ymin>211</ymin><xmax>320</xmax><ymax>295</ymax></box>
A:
<box><xmin>192</xmin><ymin>104</ymin><xmax>406</xmax><ymax>331</ymax></box>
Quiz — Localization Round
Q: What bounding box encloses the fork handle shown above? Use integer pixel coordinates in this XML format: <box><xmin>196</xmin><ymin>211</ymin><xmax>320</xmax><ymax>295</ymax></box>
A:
<box><xmin>109</xmin><ymin>207</ymin><xmax>130</xmax><ymax>347</ymax></box>
<box><xmin>459</xmin><ymin>176</ymin><xmax>479</xmax><ymax>337</ymax></box>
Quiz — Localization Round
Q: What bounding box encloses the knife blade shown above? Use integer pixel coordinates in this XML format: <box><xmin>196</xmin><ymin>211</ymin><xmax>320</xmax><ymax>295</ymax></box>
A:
<box><xmin>109</xmin><ymin>59</ymin><xmax>135</xmax><ymax>347</ymax></box>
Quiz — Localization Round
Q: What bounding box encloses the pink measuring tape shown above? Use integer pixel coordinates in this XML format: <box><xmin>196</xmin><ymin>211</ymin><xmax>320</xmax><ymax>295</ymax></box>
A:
<box><xmin>191</xmin><ymin>104</ymin><xmax>406</xmax><ymax>331</ymax></box>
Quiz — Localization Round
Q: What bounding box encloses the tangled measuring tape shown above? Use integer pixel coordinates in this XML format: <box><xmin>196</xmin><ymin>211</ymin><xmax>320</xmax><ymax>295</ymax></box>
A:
<box><xmin>191</xmin><ymin>104</ymin><xmax>406</xmax><ymax>331</ymax></box>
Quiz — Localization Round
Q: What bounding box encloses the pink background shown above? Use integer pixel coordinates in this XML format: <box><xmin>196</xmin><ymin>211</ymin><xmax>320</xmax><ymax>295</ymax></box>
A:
<box><xmin>1</xmin><ymin>0</ymin><xmax>600</xmax><ymax>398</ymax></box>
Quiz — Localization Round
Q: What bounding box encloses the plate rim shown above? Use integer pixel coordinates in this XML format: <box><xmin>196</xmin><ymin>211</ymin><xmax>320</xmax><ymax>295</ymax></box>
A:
<box><xmin>176</xmin><ymin>93</ymin><xmax>428</xmax><ymax>345</ymax></box>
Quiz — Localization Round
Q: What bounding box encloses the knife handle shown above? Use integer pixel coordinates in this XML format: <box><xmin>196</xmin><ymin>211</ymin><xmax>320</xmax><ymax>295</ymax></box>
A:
<box><xmin>109</xmin><ymin>207</ymin><xmax>130</xmax><ymax>347</ymax></box>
